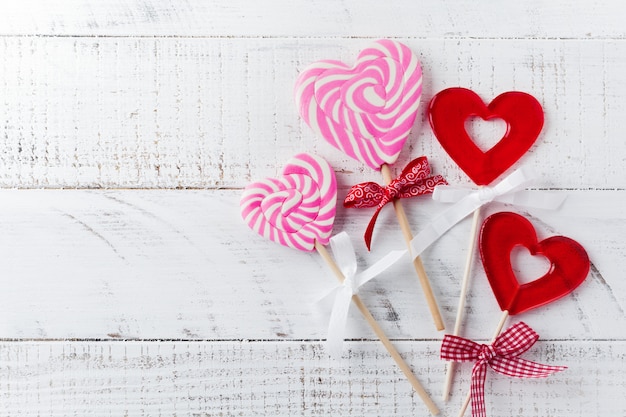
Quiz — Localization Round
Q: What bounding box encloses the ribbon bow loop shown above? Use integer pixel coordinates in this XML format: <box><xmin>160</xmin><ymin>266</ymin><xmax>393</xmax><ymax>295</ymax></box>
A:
<box><xmin>343</xmin><ymin>182</ymin><xmax>386</xmax><ymax>208</ymax></box>
<box><xmin>440</xmin><ymin>322</ymin><xmax>567</xmax><ymax>417</ymax></box>
<box><xmin>344</xmin><ymin>156</ymin><xmax>447</xmax><ymax>250</ymax></box>
<box><xmin>492</xmin><ymin>320</ymin><xmax>539</xmax><ymax>357</ymax></box>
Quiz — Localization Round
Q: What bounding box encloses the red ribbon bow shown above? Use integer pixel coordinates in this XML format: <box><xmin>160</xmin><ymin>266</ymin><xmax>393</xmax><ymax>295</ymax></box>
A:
<box><xmin>440</xmin><ymin>322</ymin><xmax>567</xmax><ymax>417</ymax></box>
<box><xmin>344</xmin><ymin>156</ymin><xmax>447</xmax><ymax>250</ymax></box>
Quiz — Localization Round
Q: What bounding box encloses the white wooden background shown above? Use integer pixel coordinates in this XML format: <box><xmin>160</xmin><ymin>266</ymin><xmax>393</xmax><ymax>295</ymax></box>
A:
<box><xmin>0</xmin><ymin>1</ymin><xmax>624</xmax><ymax>416</ymax></box>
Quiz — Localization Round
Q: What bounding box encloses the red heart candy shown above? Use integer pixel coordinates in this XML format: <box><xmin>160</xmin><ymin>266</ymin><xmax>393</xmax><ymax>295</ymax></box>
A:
<box><xmin>428</xmin><ymin>88</ymin><xmax>544</xmax><ymax>185</ymax></box>
<box><xmin>479</xmin><ymin>212</ymin><xmax>590</xmax><ymax>315</ymax></box>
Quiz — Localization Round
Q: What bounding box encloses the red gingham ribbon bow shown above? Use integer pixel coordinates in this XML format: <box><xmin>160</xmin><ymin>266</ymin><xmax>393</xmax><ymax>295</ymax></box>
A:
<box><xmin>440</xmin><ymin>322</ymin><xmax>567</xmax><ymax>417</ymax></box>
<box><xmin>343</xmin><ymin>156</ymin><xmax>447</xmax><ymax>250</ymax></box>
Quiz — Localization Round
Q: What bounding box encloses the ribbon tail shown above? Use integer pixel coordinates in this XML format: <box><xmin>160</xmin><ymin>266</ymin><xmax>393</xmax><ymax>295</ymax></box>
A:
<box><xmin>314</xmin><ymin>285</ymin><xmax>340</xmax><ymax>305</ymax></box>
<box><xmin>364</xmin><ymin>207</ymin><xmax>384</xmax><ymax>251</ymax></box>
<box><xmin>432</xmin><ymin>185</ymin><xmax>472</xmax><ymax>203</ymax></box>
<box><xmin>354</xmin><ymin>249</ymin><xmax>407</xmax><ymax>288</ymax></box>
<box><xmin>470</xmin><ymin>362</ymin><xmax>488</xmax><ymax>417</ymax></box>
<box><xmin>326</xmin><ymin>286</ymin><xmax>353</xmax><ymax>359</ymax></box>
<box><xmin>491</xmin><ymin>357</ymin><xmax>567</xmax><ymax>378</ymax></box>
<box><xmin>409</xmin><ymin>194</ymin><xmax>482</xmax><ymax>258</ymax></box>
<box><xmin>495</xmin><ymin>190</ymin><xmax>567</xmax><ymax>210</ymax></box>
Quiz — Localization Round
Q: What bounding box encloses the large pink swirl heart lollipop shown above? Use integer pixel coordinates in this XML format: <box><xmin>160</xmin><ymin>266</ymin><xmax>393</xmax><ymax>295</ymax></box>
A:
<box><xmin>295</xmin><ymin>39</ymin><xmax>422</xmax><ymax>170</ymax></box>
<box><xmin>295</xmin><ymin>40</ymin><xmax>444</xmax><ymax>331</ymax></box>
<box><xmin>240</xmin><ymin>153</ymin><xmax>337</xmax><ymax>251</ymax></box>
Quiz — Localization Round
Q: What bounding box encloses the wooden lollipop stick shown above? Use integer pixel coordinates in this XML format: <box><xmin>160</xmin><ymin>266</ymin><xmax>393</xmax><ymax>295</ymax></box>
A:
<box><xmin>457</xmin><ymin>310</ymin><xmax>510</xmax><ymax>417</ymax></box>
<box><xmin>315</xmin><ymin>241</ymin><xmax>440</xmax><ymax>415</ymax></box>
<box><xmin>381</xmin><ymin>163</ymin><xmax>445</xmax><ymax>331</ymax></box>
<box><xmin>442</xmin><ymin>207</ymin><xmax>482</xmax><ymax>401</ymax></box>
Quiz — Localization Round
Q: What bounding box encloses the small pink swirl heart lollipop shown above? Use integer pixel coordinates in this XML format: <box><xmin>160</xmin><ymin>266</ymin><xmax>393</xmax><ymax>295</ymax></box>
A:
<box><xmin>240</xmin><ymin>153</ymin><xmax>438</xmax><ymax>414</ymax></box>
<box><xmin>240</xmin><ymin>153</ymin><xmax>337</xmax><ymax>251</ymax></box>
<box><xmin>295</xmin><ymin>39</ymin><xmax>422</xmax><ymax>170</ymax></box>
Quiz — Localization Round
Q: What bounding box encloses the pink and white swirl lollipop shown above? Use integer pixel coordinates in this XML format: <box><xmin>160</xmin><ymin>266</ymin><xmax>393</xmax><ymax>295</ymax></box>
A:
<box><xmin>240</xmin><ymin>153</ymin><xmax>336</xmax><ymax>251</ymax></box>
<box><xmin>295</xmin><ymin>40</ymin><xmax>445</xmax><ymax>331</ymax></box>
<box><xmin>295</xmin><ymin>39</ymin><xmax>422</xmax><ymax>170</ymax></box>
<box><xmin>240</xmin><ymin>153</ymin><xmax>438</xmax><ymax>414</ymax></box>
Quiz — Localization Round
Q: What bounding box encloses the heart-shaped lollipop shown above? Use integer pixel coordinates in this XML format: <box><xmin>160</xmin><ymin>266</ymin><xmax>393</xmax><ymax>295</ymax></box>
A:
<box><xmin>453</xmin><ymin>211</ymin><xmax>590</xmax><ymax>416</ymax></box>
<box><xmin>430</xmin><ymin>88</ymin><xmax>546</xmax><ymax>398</ymax></box>
<box><xmin>240</xmin><ymin>153</ymin><xmax>438</xmax><ymax>413</ymax></box>
<box><xmin>240</xmin><ymin>153</ymin><xmax>337</xmax><ymax>251</ymax></box>
<box><xmin>479</xmin><ymin>211</ymin><xmax>590</xmax><ymax>315</ymax></box>
<box><xmin>429</xmin><ymin>88</ymin><xmax>544</xmax><ymax>185</ymax></box>
<box><xmin>295</xmin><ymin>39</ymin><xmax>423</xmax><ymax>170</ymax></box>
<box><xmin>295</xmin><ymin>41</ymin><xmax>446</xmax><ymax>332</ymax></box>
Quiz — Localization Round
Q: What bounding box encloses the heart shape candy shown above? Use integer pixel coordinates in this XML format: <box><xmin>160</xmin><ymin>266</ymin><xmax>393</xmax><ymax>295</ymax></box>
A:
<box><xmin>240</xmin><ymin>153</ymin><xmax>337</xmax><ymax>251</ymax></box>
<box><xmin>479</xmin><ymin>212</ymin><xmax>590</xmax><ymax>315</ymax></box>
<box><xmin>295</xmin><ymin>39</ymin><xmax>423</xmax><ymax>170</ymax></box>
<box><xmin>428</xmin><ymin>88</ymin><xmax>544</xmax><ymax>185</ymax></box>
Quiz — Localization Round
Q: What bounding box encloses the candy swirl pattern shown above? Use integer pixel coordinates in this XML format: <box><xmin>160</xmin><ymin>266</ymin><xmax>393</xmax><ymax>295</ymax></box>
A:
<box><xmin>295</xmin><ymin>39</ymin><xmax>423</xmax><ymax>170</ymax></box>
<box><xmin>240</xmin><ymin>153</ymin><xmax>337</xmax><ymax>251</ymax></box>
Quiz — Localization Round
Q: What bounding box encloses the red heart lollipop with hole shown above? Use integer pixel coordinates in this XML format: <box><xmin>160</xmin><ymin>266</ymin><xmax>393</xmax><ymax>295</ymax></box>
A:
<box><xmin>479</xmin><ymin>211</ymin><xmax>590</xmax><ymax>315</ymax></box>
<box><xmin>429</xmin><ymin>87</ymin><xmax>544</xmax><ymax>185</ymax></box>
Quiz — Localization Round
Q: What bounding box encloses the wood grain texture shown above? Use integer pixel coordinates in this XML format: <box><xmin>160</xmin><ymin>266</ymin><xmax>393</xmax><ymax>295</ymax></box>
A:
<box><xmin>0</xmin><ymin>37</ymin><xmax>624</xmax><ymax>189</ymax></box>
<box><xmin>0</xmin><ymin>1</ymin><xmax>624</xmax><ymax>415</ymax></box>
<box><xmin>0</xmin><ymin>189</ymin><xmax>622</xmax><ymax>341</ymax></box>
<box><xmin>0</xmin><ymin>1</ymin><xmax>625</xmax><ymax>38</ymax></box>
<box><xmin>0</xmin><ymin>341</ymin><xmax>623</xmax><ymax>416</ymax></box>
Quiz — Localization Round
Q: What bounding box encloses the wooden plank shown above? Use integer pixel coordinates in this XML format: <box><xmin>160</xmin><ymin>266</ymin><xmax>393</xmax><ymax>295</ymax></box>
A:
<box><xmin>0</xmin><ymin>189</ymin><xmax>622</xmax><ymax>340</ymax></box>
<box><xmin>0</xmin><ymin>37</ymin><xmax>623</xmax><ymax>189</ymax></box>
<box><xmin>0</xmin><ymin>1</ymin><xmax>624</xmax><ymax>39</ymax></box>
<box><xmin>0</xmin><ymin>3</ymin><xmax>621</xmax><ymax>417</ymax></box>
<box><xmin>0</xmin><ymin>340</ymin><xmax>623</xmax><ymax>416</ymax></box>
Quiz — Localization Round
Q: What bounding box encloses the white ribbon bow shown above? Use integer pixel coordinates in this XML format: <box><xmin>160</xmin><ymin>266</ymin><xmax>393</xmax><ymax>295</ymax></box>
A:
<box><xmin>322</xmin><ymin>232</ymin><xmax>406</xmax><ymax>358</ymax></box>
<box><xmin>409</xmin><ymin>168</ymin><xmax>567</xmax><ymax>259</ymax></box>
